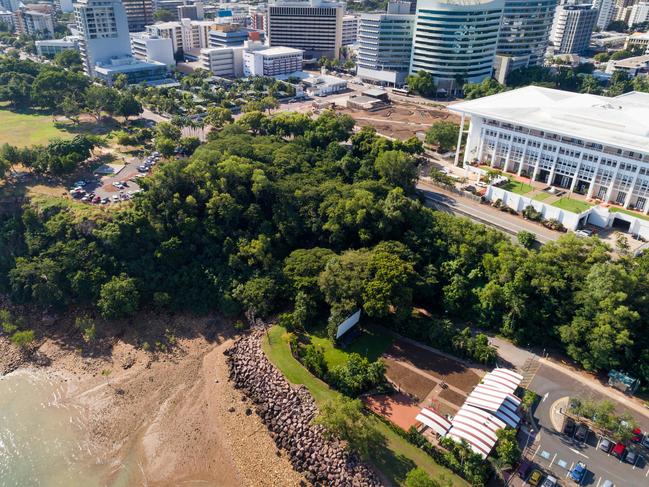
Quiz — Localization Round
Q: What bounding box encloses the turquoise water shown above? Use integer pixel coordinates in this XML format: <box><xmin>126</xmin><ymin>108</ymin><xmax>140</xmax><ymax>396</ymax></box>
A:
<box><xmin>0</xmin><ymin>370</ymin><xmax>106</xmax><ymax>487</ymax></box>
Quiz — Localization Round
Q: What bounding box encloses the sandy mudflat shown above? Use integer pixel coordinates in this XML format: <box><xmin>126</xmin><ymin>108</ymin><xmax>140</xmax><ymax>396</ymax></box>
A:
<box><xmin>0</xmin><ymin>315</ymin><xmax>306</xmax><ymax>487</ymax></box>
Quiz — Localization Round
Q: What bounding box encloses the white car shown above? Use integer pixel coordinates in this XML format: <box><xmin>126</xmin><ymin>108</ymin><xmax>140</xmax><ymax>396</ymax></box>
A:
<box><xmin>574</xmin><ymin>229</ymin><xmax>593</xmax><ymax>238</ymax></box>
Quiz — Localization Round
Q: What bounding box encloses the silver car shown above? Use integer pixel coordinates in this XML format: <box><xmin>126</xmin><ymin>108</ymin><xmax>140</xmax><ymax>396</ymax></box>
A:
<box><xmin>541</xmin><ymin>475</ymin><xmax>557</xmax><ymax>487</ymax></box>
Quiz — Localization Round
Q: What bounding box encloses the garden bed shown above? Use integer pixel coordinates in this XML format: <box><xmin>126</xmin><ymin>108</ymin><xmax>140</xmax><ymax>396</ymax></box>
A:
<box><xmin>384</xmin><ymin>358</ymin><xmax>437</xmax><ymax>401</ymax></box>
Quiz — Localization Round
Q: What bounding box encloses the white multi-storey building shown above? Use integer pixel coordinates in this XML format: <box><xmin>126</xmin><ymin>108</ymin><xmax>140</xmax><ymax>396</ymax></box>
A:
<box><xmin>628</xmin><ymin>2</ymin><xmax>649</xmax><ymax>28</ymax></box>
<box><xmin>342</xmin><ymin>14</ymin><xmax>359</xmax><ymax>45</ymax></box>
<box><xmin>550</xmin><ymin>4</ymin><xmax>598</xmax><ymax>55</ymax></box>
<box><xmin>75</xmin><ymin>0</ymin><xmax>133</xmax><ymax>76</ymax></box>
<box><xmin>593</xmin><ymin>0</ymin><xmax>616</xmax><ymax>30</ymax></box>
<box><xmin>357</xmin><ymin>2</ymin><xmax>414</xmax><ymax>86</ymax></box>
<box><xmin>131</xmin><ymin>31</ymin><xmax>175</xmax><ymax>65</ymax></box>
<box><xmin>146</xmin><ymin>18</ymin><xmax>217</xmax><ymax>53</ymax></box>
<box><xmin>243</xmin><ymin>46</ymin><xmax>303</xmax><ymax>76</ymax></box>
<box><xmin>451</xmin><ymin>87</ymin><xmax>649</xmax><ymax>214</ymax></box>
<box><xmin>410</xmin><ymin>0</ymin><xmax>504</xmax><ymax>91</ymax></box>
<box><xmin>15</xmin><ymin>9</ymin><xmax>55</xmax><ymax>37</ymax></box>
<box><xmin>36</xmin><ymin>36</ymin><xmax>80</xmax><ymax>56</ymax></box>
<box><xmin>267</xmin><ymin>0</ymin><xmax>343</xmax><ymax>59</ymax></box>
<box><xmin>200</xmin><ymin>45</ymin><xmax>247</xmax><ymax>77</ymax></box>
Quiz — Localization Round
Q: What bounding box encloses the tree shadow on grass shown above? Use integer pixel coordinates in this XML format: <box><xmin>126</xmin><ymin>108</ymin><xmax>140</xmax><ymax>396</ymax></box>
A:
<box><xmin>54</xmin><ymin>118</ymin><xmax>117</xmax><ymax>136</ymax></box>
<box><xmin>367</xmin><ymin>432</ymin><xmax>417</xmax><ymax>486</ymax></box>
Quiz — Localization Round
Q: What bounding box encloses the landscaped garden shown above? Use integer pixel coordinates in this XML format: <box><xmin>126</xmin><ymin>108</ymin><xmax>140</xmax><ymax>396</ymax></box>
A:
<box><xmin>551</xmin><ymin>197</ymin><xmax>592</xmax><ymax>213</ymax></box>
<box><xmin>532</xmin><ymin>192</ymin><xmax>551</xmax><ymax>202</ymax></box>
<box><xmin>262</xmin><ymin>325</ymin><xmax>469</xmax><ymax>486</ymax></box>
<box><xmin>610</xmin><ymin>206</ymin><xmax>649</xmax><ymax>222</ymax></box>
<box><xmin>502</xmin><ymin>179</ymin><xmax>533</xmax><ymax>195</ymax></box>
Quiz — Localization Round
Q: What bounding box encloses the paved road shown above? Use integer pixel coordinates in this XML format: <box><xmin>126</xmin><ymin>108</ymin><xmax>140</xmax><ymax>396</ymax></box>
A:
<box><xmin>526</xmin><ymin>365</ymin><xmax>649</xmax><ymax>487</ymax></box>
<box><xmin>416</xmin><ymin>180</ymin><xmax>561</xmax><ymax>244</ymax></box>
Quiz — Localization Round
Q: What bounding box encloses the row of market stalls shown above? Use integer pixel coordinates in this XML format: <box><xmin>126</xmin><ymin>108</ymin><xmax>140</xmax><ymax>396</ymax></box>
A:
<box><xmin>416</xmin><ymin>367</ymin><xmax>524</xmax><ymax>458</ymax></box>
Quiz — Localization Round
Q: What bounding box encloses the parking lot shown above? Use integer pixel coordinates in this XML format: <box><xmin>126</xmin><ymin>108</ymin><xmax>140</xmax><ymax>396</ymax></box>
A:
<box><xmin>514</xmin><ymin>364</ymin><xmax>649</xmax><ymax>487</ymax></box>
<box><xmin>68</xmin><ymin>152</ymin><xmax>160</xmax><ymax>205</ymax></box>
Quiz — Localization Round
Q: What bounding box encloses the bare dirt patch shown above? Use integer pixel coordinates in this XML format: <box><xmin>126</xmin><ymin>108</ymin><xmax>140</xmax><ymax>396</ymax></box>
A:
<box><xmin>385</xmin><ymin>358</ymin><xmax>437</xmax><ymax>401</ymax></box>
<box><xmin>439</xmin><ymin>388</ymin><xmax>466</xmax><ymax>407</ymax></box>
<box><xmin>386</xmin><ymin>340</ymin><xmax>481</xmax><ymax>394</ymax></box>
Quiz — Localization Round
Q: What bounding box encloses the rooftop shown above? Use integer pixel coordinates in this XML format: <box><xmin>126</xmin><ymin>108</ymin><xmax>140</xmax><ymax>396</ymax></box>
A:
<box><xmin>450</xmin><ymin>86</ymin><xmax>649</xmax><ymax>155</ymax></box>
<box><xmin>256</xmin><ymin>46</ymin><xmax>304</xmax><ymax>56</ymax></box>
<box><xmin>610</xmin><ymin>54</ymin><xmax>649</xmax><ymax>68</ymax></box>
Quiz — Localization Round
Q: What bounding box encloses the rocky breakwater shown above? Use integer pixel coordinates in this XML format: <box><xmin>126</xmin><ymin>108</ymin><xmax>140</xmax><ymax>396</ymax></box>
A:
<box><xmin>225</xmin><ymin>329</ymin><xmax>383</xmax><ymax>487</ymax></box>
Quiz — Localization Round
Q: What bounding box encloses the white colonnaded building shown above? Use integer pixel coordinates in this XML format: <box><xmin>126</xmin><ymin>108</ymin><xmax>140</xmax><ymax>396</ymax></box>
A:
<box><xmin>449</xmin><ymin>86</ymin><xmax>649</xmax><ymax>237</ymax></box>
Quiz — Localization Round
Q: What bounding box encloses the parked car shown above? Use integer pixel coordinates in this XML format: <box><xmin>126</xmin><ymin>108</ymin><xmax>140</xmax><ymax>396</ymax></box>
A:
<box><xmin>563</xmin><ymin>418</ymin><xmax>576</xmax><ymax>437</ymax></box>
<box><xmin>569</xmin><ymin>461</ymin><xmax>587</xmax><ymax>484</ymax></box>
<box><xmin>575</xmin><ymin>424</ymin><xmax>589</xmax><ymax>442</ymax></box>
<box><xmin>625</xmin><ymin>450</ymin><xmax>639</xmax><ymax>465</ymax></box>
<box><xmin>528</xmin><ymin>469</ymin><xmax>543</xmax><ymax>486</ymax></box>
<box><xmin>518</xmin><ymin>459</ymin><xmax>532</xmax><ymax>479</ymax></box>
<box><xmin>599</xmin><ymin>438</ymin><xmax>613</xmax><ymax>453</ymax></box>
<box><xmin>574</xmin><ymin>229</ymin><xmax>593</xmax><ymax>237</ymax></box>
<box><xmin>137</xmin><ymin>165</ymin><xmax>149</xmax><ymax>172</ymax></box>
<box><xmin>612</xmin><ymin>442</ymin><xmax>626</xmax><ymax>459</ymax></box>
<box><xmin>73</xmin><ymin>180</ymin><xmax>86</xmax><ymax>187</ymax></box>
<box><xmin>541</xmin><ymin>475</ymin><xmax>558</xmax><ymax>487</ymax></box>
<box><xmin>601</xmin><ymin>481</ymin><xmax>613</xmax><ymax>487</ymax></box>
<box><xmin>641</xmin><ymin>434</ymin><xmax>649</xmax><ymax>449</ymax></box>
<box><xmin>632</xmin><ymin>427</ymin><xmax>643</xmax><ymax>443</ymax></box>
<box><xmin>92</xmin><ymin>196</ymin><xmax>101</xmax><ymax>204</ymax></box>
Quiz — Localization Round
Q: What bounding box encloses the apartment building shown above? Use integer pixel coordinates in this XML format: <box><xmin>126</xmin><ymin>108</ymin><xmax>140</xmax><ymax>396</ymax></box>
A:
<box><xmin>267</xmin><ymin>0</ymin><xmax>343</xmax><ymax>59</ymax></box>
<box><xmin>410</xmin><ymin>0</ymin><xmax>504</xmax><ymax>91</ymax></box>
<box><xmin>550</xmin><ymin>4</ymin><xmax>597</xmax><ymax>55</ymax></box>
<box><xmin>243</xmin><ymin>46</ymin><xmax>303</xmax><ymax>76</ymax></box>
<box><xmin>593</xmin><ymin>0</ymin><xmax>616</xmax><ymax>30</ymax></box>
<box><xmin>356</xmin><ymin>2</ymin><xmax>414</xmax><ymax>86</ymax></box>
<box><xmin>14</xmin><ymin>9</ymin><xmax>55</xmax><ymax>37</ymax></box>
<box><xmin>628</xmin><ymin>2</ymin><xmax>649</xmax><ymax>27</ymax></box>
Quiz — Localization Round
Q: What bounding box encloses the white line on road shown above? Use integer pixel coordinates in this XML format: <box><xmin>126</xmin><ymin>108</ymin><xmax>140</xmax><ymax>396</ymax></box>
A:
<box><xmin>549</xmin><ymin>453</ymin><xmax>557</xmax><ymax>467</ymax></box>
<box><xmin>569</xmin><ymin>448</ymin><xmax>589</xmax><ymax>459</ymax></box>
<box><xmin>596</xmin><ymin>477</ymin><xmax>601</xmax><ymax>487</ymax></box>
<box><xmin>645</xmin><ymin>467</ymin><xmax>649</xmax><ymax>477</ymax></box>
<box><xmin>532</xmin><ymin>443</ymin><xmax>542</xmax><ymax>459</ymax></box>
<box><xmin>566</xmin><ymin>462</ymin><xmax>574</xmax><ymax>477</ymax></box>
<box><xmin>542</xmin><ymin>392</ymin><xmax>549</xmax><ymax>402</ymax></box>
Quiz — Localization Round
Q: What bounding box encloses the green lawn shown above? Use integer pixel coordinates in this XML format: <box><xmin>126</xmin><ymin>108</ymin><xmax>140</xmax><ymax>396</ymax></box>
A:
<box><xmin>532</xmin><ymin>192</ymin><xmax>551</xmax><ymax>202</ymax></box>
<box><xmin>0</xmin><ymin>106</ymin><xmax>73</xmax><ymax>147</ymax></box>
<box><xmin>551</xmin><ymin>197</ymin><xmax>592</xmax><ymax>214</ymax></box>
<box><xmin>610</xmin><ymin>207</ymin><xmax>649</xmax><ymax>222</ymax></box>
<box><xmin>502</xmin><ymin>180</ymin><xmax>533</xmax><ymax>195</ymax></box>
<box><xmin>307</xmin><ymin>325</ymin><xmax>394</xmax><ymax>369</ymax></box>
<box><xmin>262</xmin><ymin>325</ymin><xmax>468</xmax><ymax>487</ymax></box>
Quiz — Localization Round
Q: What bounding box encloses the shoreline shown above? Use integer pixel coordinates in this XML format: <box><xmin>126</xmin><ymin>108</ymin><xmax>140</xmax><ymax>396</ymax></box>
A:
<box><xmin>0</xmin><ymin>315</ymin><xmax>306</xmax><ymax>487</ymax></box>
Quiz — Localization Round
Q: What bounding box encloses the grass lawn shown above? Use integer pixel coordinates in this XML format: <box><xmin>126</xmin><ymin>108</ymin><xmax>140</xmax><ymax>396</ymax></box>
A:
<box><xmin>610</xmin><ymin>207</ymin><xmax>649</xmax><ymax>222</ymax></box>
<box><xmin>502</xmin><ymin>180</ymin><xmax>533</xmax><ymax>195</ymax></box>
<box><xmin>532</xmin><ymin>192</ymin><xmax>551</xmax><ymax>202</ymax></box>
<box><xmin>262</xmin><ymin>325</ymin><xmax>468</xmax><ymax>487</ymax></box>
<box><xmin>551</xmin><ymin>197</ymin><xmax>592</xmax><ymax>214</ymax></box>
<box><xmin>0</xmin><ymin>105</ymin><xmax>73</xmax><ymax>147</ymax></box>
<box><xmin>307</xmin><ymin>325</ymin><xmax>393</xmax><ymax>369</ymax></box>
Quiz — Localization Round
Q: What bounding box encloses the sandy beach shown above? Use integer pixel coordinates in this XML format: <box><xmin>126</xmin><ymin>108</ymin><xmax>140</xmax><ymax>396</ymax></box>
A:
<box><xmin>0</xmin><ymin>314</ymin><xmax>306</xmax><ymax>487</ymax></box>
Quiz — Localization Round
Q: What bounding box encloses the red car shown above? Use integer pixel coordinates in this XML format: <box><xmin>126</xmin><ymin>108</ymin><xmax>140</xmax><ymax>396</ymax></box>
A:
<box><xmin>632</xmin><ymin>427</ymin><xmax>643</xmax><ymax>443</ymax></box>
<box><xmin>612</xmin><ymin>442</ymin><xmax>627</xmax><ymax>459</ymax></box>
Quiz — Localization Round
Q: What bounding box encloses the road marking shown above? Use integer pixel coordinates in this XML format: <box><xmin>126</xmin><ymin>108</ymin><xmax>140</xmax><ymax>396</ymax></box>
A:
<box><xmin>549</xmin><ymin>453</ymin><xmax>557</xmax><ymax>467</ymax></box>
<box><xmin>566</xmin><ymin>462</ymin><xmax>574</xmax><ymax>477</ymax></box>
<box><xmin>542</xmin><ymin>392</ymin><xmax>549</xmax><ymax>402</ymax></box>
<box><xmin>569</xmin><ymin>448</ymin><xmax>589</xmax><ymax>459</ymax></box>
<box><xmin>596</xmin><ymin>477</ymin><xmax>601</xmax><ymax>487</ymax></box>
<box><xmin>531</xmin><ymin>443</ymin><xmax>542</xmax><ymax>459</ymax></box>
<box><xmin>645</xmin><ymin>467</ymin><xmax>649</xmax><ymax>477</ymax></box>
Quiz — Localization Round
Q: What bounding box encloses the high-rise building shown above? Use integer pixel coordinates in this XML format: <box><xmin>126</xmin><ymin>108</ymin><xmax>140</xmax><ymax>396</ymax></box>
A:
<box><xmin>0</xmin><ymin>9</ymin><xmax>14</xmax><ymax>29</ymax></box>
<box><xmin>249</xmin><ymin>5</ymin><xmax>267</xmax><ymax>32</ymax></box>
<box><xmin>131</xmin><ymin>32</ymin><xmax>175</xmax><ymax>65</ymax></box>
<box><xmin>208</xmin><ymin>23</ymin><xmax>253</xmax><ymax>47</ymax></box>
<box><xmin>410</xmin><ymin>0</ymin><xmax>504</xmax><ymax>91</ymax></box>
<box><xmin>14</xmin><ymin>9</ymin><xmax>55</xmax><ymax>37</ymax></box>
<box><xmin>123</xmin><ymin>0</ymin><xmax>154</xmax><ymax>32</ymax></box>
<box><xmin>75</xmin><ymin>0</ymin><xmax>133</xmax><ymax>76</ymax></box>
<box><xmin>357</xmin><ymin>2</ymin><xmax>414</xmax><ymax>86</ymax></box>
<box><xmin>628</xmin><ymin>2</ymin><xmax>649</xmax><ymax>28</ymax></box>
<box><xmin>267</xmin><ymin>0</ymin><xmax>344</xmax><ymax>59</ymax></box>
<box><xmin>0</xmin><ymin>0</ymin><xmax>19</xmax><ymax>12</ymax></box>
<box><xmin>342</xmin><ymin>14</ymin><xmax>359</xmax><ymax>45</ymax></box>
<box><xmin>593</xmin><ymin>0</ymin><xmax>616</xmax><ymax>30</ymax></box>
<box><xmin>550</xmin><ymin>4</ymin><xmax>597</xmax><ymax>54</ymax></box>
<box><xmin>496</xmin><ymin>0</ymin><xmax>557</xmax><ymax>69</ymax></box>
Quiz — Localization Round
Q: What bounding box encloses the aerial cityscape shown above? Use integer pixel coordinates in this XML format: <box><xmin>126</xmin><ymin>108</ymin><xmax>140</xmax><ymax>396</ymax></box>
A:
<box><xmin>0</xmin><ymin>0</ymin><xmax>648</xmax><ymax>485</ymax></box>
